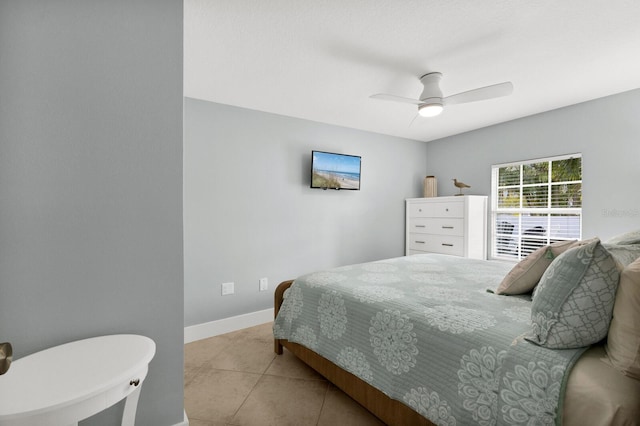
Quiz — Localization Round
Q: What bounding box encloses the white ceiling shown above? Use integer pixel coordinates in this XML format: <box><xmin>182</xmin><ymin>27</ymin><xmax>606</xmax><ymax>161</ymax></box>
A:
<box><xmin>184</xmin><ymin>0</ymin><xmax>640</xmax><ymax>142</ymax></box>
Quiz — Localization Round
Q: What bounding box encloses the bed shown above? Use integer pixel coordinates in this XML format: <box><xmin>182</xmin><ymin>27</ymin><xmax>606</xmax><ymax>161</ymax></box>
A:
<box><xmin>273</xmin><ymin>236</ymin><xmax>640</xmax><ymax>426</ymax></box>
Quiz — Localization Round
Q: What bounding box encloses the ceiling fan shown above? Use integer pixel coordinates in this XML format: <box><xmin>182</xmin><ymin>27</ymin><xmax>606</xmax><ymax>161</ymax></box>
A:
<box><xmin>370</xmin><ymin>72</ymin><xmax>513</xmax><ymax>117</ymax></box>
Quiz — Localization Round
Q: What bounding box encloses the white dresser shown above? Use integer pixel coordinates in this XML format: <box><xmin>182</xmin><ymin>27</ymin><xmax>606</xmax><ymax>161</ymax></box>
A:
<box><xmin>405</xmin><ymin>195</ymin><xmax>488</xmax><ymax>259</ymax></box>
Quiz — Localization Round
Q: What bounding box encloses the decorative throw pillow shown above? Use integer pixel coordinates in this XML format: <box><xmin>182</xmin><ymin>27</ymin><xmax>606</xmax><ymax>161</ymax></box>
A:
<box><xmin>496</xmin><ymin>240</ymin><xmax>577</xmax><ymax>295</ymax></box>
<box><xmin>605</xmin><ymin>257</ymin><xmax>640</xmax><ymax>379</ymax></box>
<box><xmin>526</xmin><ymin>239</ymin><xmax>620</xmax><ymax>349</ymax></box>
<box><xmin>606</xmin><ymin>229</ymin><xmax>640</xmax><ymax>245</ymax></box>
<box><xmin>602</xmin><ymin>243</ymin><xmax>640</xmax><ymax>269</ymax></box>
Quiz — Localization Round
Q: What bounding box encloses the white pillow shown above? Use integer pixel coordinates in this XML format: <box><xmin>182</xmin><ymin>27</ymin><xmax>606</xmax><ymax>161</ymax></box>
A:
<box><xmin>605</xmin><ymin>257</ymin><xmax>640</xmax><ymax>379</ymax></box>
<box><xmin>495</xmin><ymin>240</ymin><xmax>577</xmax><ymax>295</ymax></box>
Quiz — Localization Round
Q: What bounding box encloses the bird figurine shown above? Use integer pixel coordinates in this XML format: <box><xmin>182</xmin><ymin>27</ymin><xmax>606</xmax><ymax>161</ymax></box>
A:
<box><xmin>452</xmin><ymin>178</ymin><xmax>470</xmax><ymax>196</ymax></box>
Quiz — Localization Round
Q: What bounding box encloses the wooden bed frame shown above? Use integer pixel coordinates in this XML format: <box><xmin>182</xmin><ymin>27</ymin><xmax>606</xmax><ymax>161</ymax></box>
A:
<box><xmin>274</xmin><ymin>280</ymin><xmax>435</xmax><ymax>426</ymax></box>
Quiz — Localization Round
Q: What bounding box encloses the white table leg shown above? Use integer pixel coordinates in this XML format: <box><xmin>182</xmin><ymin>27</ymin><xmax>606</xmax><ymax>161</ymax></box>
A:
<box><xmin>121</xmin><ymin>386</ymin><xmax>142</xmax><ymax>426</ymax></box>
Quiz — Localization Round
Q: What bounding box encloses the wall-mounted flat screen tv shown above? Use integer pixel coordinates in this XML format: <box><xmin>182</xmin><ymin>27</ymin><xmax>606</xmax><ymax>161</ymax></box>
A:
<box><xmin>311</xmin><ymin>150</ymin><xmax>361</xmax><ymax>190</ymax></box>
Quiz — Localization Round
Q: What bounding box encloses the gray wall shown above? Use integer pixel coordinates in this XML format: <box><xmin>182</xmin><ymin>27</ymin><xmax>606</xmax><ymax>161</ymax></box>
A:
<box><xmin>426</xmin><ymin>89</ymin><xmax>640</xmax><ymax>243</ymax></box>
<box><xmin>184</xmin><ymin>98</ymin><xmax>427</xmax><ymax>327</ymax></box>
<box><xmin>0</xmin><ymin>2</ymin><xmax>184</xmax><ymax>425</ymax></box>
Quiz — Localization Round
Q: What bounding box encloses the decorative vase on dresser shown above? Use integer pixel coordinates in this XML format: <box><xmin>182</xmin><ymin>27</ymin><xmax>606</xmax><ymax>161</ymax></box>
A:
<box><xmin>405</xmin><ymin>195</ymin><xmax>488</xmax><ymax>259</ymax></box>
<box><xmin>423</xmin><ymin>176</ymin><xmax>437</xmax><ymax>197</ymax></box>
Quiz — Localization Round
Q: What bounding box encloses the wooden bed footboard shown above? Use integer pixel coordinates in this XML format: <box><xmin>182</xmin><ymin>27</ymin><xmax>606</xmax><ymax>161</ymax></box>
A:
<box><xmin>273</xmin><ymin>280</ymin><xmax>433</xmax><ymax>426</ymax></box>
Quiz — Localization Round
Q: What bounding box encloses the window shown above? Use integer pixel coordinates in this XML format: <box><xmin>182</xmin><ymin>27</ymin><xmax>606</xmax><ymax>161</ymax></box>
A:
<box><xmin>491</xmin><ymin>154</ymin><xmax>582</xmax><ymax>260</ymax></box>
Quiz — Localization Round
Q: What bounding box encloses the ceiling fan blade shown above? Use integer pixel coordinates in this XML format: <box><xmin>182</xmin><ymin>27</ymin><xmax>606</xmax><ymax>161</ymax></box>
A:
<box><xmin>443</xmin><ymin>82</ymin><xmax>513</xmax><ymax>106</ymax></box>
<box><xmin>370</xmin><ymin>93</ymin><xmax>424</xmax><ymax>106</ymax></box>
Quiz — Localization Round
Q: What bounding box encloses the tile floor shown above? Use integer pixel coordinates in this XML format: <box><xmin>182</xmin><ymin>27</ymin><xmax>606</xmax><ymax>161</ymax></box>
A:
<box><xmin>184</xmin><ymin>322</ymin><xmax>386</xmax><ymax>426</ymax></box>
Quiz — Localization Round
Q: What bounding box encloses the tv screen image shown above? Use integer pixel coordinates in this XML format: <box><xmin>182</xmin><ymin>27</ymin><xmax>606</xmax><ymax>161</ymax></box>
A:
<box><xmin>311</xmin><ymin>150</ymin><xmax>361</xmax><ymax>190</ymax></box>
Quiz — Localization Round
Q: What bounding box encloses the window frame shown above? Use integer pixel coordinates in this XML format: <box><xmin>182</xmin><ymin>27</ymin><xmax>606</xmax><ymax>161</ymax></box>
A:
<box><xmin>490</xmin><ymin>153</ymin><xmax>582</xmax><ymax>261</ymax></box>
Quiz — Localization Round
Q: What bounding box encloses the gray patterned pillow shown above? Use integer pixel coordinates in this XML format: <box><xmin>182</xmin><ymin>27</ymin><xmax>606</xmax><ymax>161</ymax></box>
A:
<box><xmin>602</xmin><ymin>243</ymin><xmax>640</xmax><ymax>268</ymax></box>
<box><xmin>526</xmin><ymin>238</ymin><xmax>620</xmax><ymax>349</ymax></box>
<box><xmin>606</xmin><ymin>229</ymin><xmax>640</xmax><ymax>245</ymax></box>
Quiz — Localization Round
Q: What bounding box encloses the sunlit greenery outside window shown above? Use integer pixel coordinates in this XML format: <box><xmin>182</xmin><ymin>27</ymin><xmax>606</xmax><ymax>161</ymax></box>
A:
<box><xmin>491</xmin><ymin>154</ymin><xmax>582</xmax><ymax>260</ymax></box>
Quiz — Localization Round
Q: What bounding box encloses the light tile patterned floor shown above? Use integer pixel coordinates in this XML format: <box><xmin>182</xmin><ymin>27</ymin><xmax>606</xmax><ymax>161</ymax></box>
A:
<box><xmin>184</xmin><ymin>322</ymin><xmax>385</xmax><ymax>426</ymax></box>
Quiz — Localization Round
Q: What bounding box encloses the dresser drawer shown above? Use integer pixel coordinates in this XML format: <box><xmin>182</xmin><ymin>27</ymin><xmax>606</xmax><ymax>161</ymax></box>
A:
<box><xmin>408</xmin><ymin>234</ymin><xmax>464</xmax><ymax>256</ymax></box>
<box><xmin>408</xmin><ymin>201</ymin><xmax>463</xmax><ymax>218</ymax></box>
<box><xmin>409</xmin><ymin>218</ymin><xmax>464</xmax><ymax>236</ymax></box>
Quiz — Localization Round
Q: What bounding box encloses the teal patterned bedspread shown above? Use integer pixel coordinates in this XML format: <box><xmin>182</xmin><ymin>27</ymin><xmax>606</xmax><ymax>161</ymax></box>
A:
<box><xmin>273</xmin><ymin>254</ymin><xmax>586</xmax><ymax>425</ymax></box>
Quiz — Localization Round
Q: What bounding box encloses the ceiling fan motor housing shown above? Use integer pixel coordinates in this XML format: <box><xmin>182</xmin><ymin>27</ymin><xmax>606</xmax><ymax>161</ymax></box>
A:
<box><xmin>419</xmin><ymin>72</ymin><xmax>444</xmax><ymax>105</ymax></box>
<box><xmin>418</xmin><ymin>72</ymin><xmax>444</xmax><ymax>116</ymax></box>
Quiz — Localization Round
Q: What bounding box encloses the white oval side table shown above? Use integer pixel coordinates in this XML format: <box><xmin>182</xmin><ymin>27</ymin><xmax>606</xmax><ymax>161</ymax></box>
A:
<box><xmin>0</xmin><ymin>334</ymin><xmax>155</xmax><ymax>426</ymax></box>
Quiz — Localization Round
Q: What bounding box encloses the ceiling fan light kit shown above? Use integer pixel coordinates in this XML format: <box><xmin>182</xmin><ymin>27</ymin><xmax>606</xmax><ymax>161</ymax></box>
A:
<box><xmin>418</xmin><ymin>102</ymin><xmax>443</xmax><ymax>117</ymax></box>
<box><xmin>371</xmin><ymin>71</ymin><xmax>513</xmax><ymax>118</ymax></box>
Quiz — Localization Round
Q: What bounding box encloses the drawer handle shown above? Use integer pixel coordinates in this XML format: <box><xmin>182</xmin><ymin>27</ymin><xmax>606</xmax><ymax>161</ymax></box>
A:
<box><xmin>442</xmin><ymin>226</ymin><xmax>454</xmax><ymax>229</ymax></box>
<box><xmin>441</xmin><ymin>243</ymin><xmax>454</xmax><ymax>247</ymax></box>
<box><xmin>130</xmin><ymin>379</ymin><xmax>140</xmax><ymax>387</ymax></box>
<box><xmin>415</xmin><ymin>225</ymin><xmax>426</xmax><ymax>228</ymax></box>
<box><xmin>445</xmin><ymin>208</ymin><xmax>449</xmax><ymax>212</ymax></box>
<box><xmin>415</xmin><ymin>241</ymin><xmax>426</xmax><ymax>244</ymax></box>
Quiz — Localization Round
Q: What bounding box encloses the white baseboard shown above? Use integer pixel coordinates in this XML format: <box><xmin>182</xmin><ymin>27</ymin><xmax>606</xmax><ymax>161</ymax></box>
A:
<box><xmin>172</xmin><ymin>410</ymin><xmax>189</xmax><ymax>426</ymax></box>
<box><xmin>184</xmin><ymin>308</ymin><xmax>274</xmax><ymax>344</ymax></box>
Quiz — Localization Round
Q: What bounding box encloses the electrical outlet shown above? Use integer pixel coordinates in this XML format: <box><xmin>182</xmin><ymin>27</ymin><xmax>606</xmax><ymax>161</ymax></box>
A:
<box><xmin>259</xmin><ymin>277</ymin><xmax>268</xmax><ymax>291</ymax></box>
<box><xmin>221</xmin><ymin>282</ymin><xmax>234</xmax><ymax>296</ymax></box>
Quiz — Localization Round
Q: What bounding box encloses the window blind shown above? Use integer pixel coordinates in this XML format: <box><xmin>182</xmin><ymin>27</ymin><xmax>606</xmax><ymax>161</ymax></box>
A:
<box><xmin>491</xmin><ymin>154</ymin><xmax>582</xmax><ymax>260</ymax></box>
